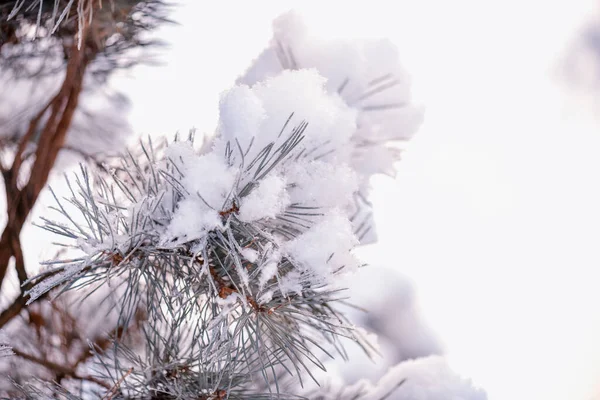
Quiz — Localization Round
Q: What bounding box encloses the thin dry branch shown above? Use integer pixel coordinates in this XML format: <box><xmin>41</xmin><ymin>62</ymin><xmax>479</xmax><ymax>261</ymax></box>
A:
<box><xmin>0</xmin><ymin>1</ymin><xmax>95</xmax><ymax>292</ymax></box>
<box><xmin>102</xmin><ymin>367</ymin><xmax>133</xmax><ymax>400</ymax></box>
<box><xmin>11</xmin><ymin>347</ymin><xmax>112</xmax><ymax>390</ymax></box>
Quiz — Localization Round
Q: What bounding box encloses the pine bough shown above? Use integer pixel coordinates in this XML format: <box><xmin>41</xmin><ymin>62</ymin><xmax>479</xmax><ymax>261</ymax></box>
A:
<box><xmin>6</xmin><ymin>10</ymin><xmax>485</xmax><ymax>400</ymax></box>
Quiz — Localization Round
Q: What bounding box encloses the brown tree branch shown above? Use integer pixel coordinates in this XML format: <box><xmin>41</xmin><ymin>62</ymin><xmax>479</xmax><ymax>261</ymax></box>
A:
<box><xmin>11</xmin><ymin>347</ymin><xmax>112</xmax><ymax>390</ymax></box>
<box><xmin>9</xmin><ymin>99</ymin><xmax>55</xmax><ymax>189</ymax></box>
<box><xmin>11</xmin><ymin>233</ymin><xmax>27</xmax><ymax>292</ymax></box>
<box><xmin>103</xmin><ymin>367</ymin><xmax>133</xmax><ymax>400</ymax></box>
<box><xmin>0</xmin><ymin>294</ymin><xmax>28</xmax><ymax>328</ymax></box>
<box><xmin>0</xmin><ymin>5</ymin><xmax>95</xmax><ymax>297</ymax></box>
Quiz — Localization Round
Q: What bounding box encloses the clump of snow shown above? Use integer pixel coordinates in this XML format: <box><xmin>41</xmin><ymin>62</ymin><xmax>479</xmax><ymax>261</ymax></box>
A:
<box><xmin>164</xmin><ymin>152</ymin><xmax>238</xmax><ymax>244</ymax></box>
<box><xmin>349</xmin><ymin>355</ymin><xmax>487</xmax><ymax>400</ymax></box>
<box><xmin>215</xmin><ymin>69</ymin><xmax>357</xmax><ymax>172</ymax></box>
<box><xmin>179</xmin><ymin>152</ymin><xmax>238</xmax><ymax>209</ymax></box>
<box><xmin>218</xmin><ymin>84</ymin><xmax>267</xmax><ymax>152</ymax></box>
<box><xmin>165</xmin><ymin>140</ymin><xmax>200</xmax><ymax>170</ymax></box>
<box><xmin>284</xmin><ymin>211</ymin><xmax>360</xmax><ymax>284</ymax></box>
<box><xmin>161</xmin><ymin>70</ymin><xmax>360</xmax><ymax>250</ymax></box>
<box><xmin>238</xmin><ymin>174</ymin><xmax>290</xmax><ymax>222</ymax></box>
<box><xmin>239</xmin><ymin>10</ymin><xmax>424</xmax><ymax>244</ymax></box>
<box><xmin>285</xmin><ymin>160</ymin><xmax>357</xmax><ymax>209</ymax></box>
<box><xmin>166</xmin><ymin>197</ymin><xmax>222</xmax><ymax>244</ymax></box>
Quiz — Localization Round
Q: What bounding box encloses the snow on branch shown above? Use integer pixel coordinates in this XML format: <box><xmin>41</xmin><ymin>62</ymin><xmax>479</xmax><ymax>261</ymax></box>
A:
<box><xmin>23</xmin><ymin>69</ymin><xmax>378</xmax><ymax>394</ymax></box>
<box><xmin>307</xmin><ymin>356</ymin><xmax>486</xmax><ymax>400</ymax></box>
<box><xmin>367</xmin><ymin>356</ymin><xmax>487</xmax><ymax>400</ymax></box>
<box><xmin>239</xmin><ymin>10</ymin><xmax>424</xmax><ymax>243</ymax></box>
<box><xmin>4</xmin><ymin>10</ymin><xmax>483</xmax><ymax>399</ymax></box>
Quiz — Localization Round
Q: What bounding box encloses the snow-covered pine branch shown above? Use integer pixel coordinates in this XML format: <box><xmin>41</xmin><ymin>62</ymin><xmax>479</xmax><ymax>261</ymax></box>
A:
<box><xmin>2</xmin><ymin>9</ymin><xmax>488</xmax><ymax>400</ymax></box>
<box><xmin>23</xmin><ymin>69</ymin><xmax>380</xmax><ymax>396</ymax></box>
<box><xmin>238</xmin><ymin>10</ymin><xmax>424</xmax><ymax>244</ymax></box>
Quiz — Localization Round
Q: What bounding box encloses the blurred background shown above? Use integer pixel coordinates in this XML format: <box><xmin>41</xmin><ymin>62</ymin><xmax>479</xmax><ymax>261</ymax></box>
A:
<box><xmin>4</xmin><ymin>0</ymin><xmax>600</xmax><ymax>399</ymax></box>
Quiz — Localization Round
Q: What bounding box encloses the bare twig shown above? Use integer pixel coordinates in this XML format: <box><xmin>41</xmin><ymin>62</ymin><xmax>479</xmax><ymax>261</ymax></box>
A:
<box><xmin>102</xmin><ymin>366</ymin><xmax>133</xmax><ymax>399</ymax></box>
<box><xmin>11</xmin><ymin>347</ymin><xmax>112</xmax><ymax>390</ymax></box>
<box><xmin>0</xmin><ymin>1</ymin><xmax>95</xmax><ymax>296</ymax></box>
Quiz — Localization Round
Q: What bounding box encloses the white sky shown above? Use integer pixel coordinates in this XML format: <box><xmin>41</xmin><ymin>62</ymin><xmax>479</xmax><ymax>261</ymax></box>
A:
<box><xmin>22</xmin><ymin>0</ymin><xmax>600</xmax><ymax>399</ymax></box>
